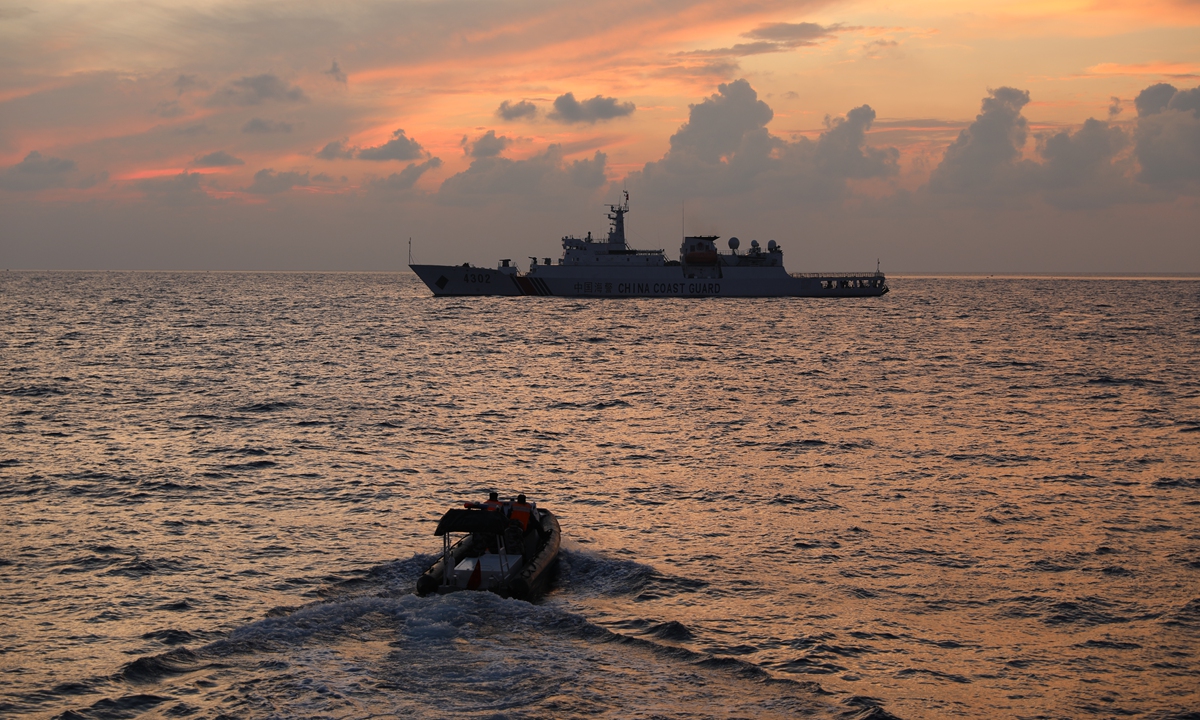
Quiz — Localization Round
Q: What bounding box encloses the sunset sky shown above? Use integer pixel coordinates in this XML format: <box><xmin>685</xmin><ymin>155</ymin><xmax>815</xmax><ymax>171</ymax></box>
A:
<box><xmin>2</xmin><ymin>0</ymin><xmax>1198</xmax><ymax>272</ymax></box>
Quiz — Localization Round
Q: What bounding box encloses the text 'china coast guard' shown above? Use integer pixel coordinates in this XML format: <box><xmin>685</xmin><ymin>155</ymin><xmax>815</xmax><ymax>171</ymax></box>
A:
<box><xmin>410</xmin><ymin>192</ymin><xmax>889</xmax><ymax>298</ymax></box>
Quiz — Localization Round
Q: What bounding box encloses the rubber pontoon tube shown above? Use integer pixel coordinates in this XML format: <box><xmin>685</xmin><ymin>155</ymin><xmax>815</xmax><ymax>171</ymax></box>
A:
<box><xmin>508</xmin><ymin>512</ymin><xmax>560</xmax><ymax>600</ymax></box>
<box><xmin>416</xmin><ymin>534</ymin><xmax>476</xmax><ymax>595</ymax></box>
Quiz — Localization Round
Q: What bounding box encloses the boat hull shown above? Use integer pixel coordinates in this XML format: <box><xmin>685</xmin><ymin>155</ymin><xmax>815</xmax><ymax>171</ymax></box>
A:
<box><xmin>411</xmin><ymin>264</ymin><xmax>887</xmax><ymax>298</ymax></box>
<box><xmin>410</xmin><ymin>264</ymin><xmax>520</xmax><ymax>296</ymax></box>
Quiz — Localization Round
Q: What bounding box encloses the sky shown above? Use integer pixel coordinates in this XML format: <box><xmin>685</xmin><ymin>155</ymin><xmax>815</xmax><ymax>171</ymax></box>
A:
<box><xmin>1</xmin><ymin>0</ymin><xmax>1198</xmax><ymax>272</ymax></box>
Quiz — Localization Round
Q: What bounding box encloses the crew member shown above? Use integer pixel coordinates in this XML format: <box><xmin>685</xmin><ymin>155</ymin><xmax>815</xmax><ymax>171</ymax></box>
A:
<box><xmin>509</xmin><ymin>493</ymin><xmax>537</xmax><ymax>531</ymax></box>
<box><xmin>465</xmin><ymin>491</ymin><xmax>505</xmax><ymax>512</ymax></box>
<box><xmin>483</xmin><ymin>491</ymin><xmax>504</xmax><ymax>511</ymax></box>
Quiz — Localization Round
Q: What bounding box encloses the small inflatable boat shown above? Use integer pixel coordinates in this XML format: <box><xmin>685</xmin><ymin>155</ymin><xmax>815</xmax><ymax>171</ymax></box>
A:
<box><xmin>416</xmin><ymin>499</ymin><xmax>560</xmax><ymax>600</ymax></box>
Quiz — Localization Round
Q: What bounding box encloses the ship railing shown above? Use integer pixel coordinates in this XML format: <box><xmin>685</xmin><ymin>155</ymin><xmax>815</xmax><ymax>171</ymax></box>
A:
<box><xmin>790</xmin><ymin>271</ymin><xmax>885</xmax><ymax>278</ymax></box>
<box><xmin>605</xmin><ymin>248</ymin><xmax>666</xmax><ymax>256</ymax></box>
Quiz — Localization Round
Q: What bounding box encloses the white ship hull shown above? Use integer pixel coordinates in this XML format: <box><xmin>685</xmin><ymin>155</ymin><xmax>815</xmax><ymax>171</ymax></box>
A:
<box><xmin>410</xmin><ymin>264</ymin><xmax>521</xmax><ymax>296</ymax></box>
<box><xmin>411</xmin><ymin>263</ymin><xmax>887</xmax><ymax>298</ymax></box>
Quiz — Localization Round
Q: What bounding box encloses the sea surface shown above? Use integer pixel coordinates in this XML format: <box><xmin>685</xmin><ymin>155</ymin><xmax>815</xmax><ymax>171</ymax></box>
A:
<box><xmin>2</xmin><ymin>271</ymin><xmax>1199</xmax><ymax>720</ymax></box>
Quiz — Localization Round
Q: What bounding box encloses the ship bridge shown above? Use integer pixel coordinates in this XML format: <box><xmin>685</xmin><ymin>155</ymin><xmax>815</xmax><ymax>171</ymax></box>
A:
<box><xmin>556</xmin><ymin>192</ymin><xmax>667</xmax><ymax>267</ymax></box>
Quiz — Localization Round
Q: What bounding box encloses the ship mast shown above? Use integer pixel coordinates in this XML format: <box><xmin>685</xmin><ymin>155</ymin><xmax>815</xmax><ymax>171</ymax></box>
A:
<box><xmin>606</xmin><ymin>191</ymin><xmax>629</xmax><ymax>247</ymax></box>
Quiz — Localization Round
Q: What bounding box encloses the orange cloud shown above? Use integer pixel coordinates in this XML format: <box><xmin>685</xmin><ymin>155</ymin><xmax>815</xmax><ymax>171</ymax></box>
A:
<box><xmin>1080</xmin><ymin>61</ymin><xmax>1200</xmax><ymax>79</ymax></box>
<box><xmin>349</xmin><ymin>0</ymin><xmax>836</xmax><ymax>100</ymax></box>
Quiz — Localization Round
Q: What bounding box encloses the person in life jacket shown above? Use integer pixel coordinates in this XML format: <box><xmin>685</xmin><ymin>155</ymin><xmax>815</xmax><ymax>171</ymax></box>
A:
<box><xmin>465</xmin><ymin>491</ymin><xmax>506</xmax><ymax>512</ymax></box>
<box><xmin>509</xmin><ymin>494</ymin><xmax>537</xmax><ymax>531</ymax></box>
<box><xmin>462</xmin><ymin>491</ymin><xmax>509</xmax><ymax>554</ymax></box>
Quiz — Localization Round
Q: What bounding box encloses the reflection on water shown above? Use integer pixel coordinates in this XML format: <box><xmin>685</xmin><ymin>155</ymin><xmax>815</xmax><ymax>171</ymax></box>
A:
<box><xmin>1</xmin><ymin>272</ymin><xmax>1198</xmax><ymax>719</ymax></box>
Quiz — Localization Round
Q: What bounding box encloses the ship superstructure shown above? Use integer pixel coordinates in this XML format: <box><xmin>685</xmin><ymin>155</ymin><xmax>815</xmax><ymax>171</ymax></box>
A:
<box><xmin>410</xmin><ymin>193</ymin><xmax>888</xmax><ymax>298</ymax></box>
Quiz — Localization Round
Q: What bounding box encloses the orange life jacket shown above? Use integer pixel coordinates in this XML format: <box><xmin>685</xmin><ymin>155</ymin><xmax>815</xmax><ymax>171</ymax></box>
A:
<box><xmin>482</xmin><ymin>500</ymin><xmax>504</xmax><ymax>512</ymax></box>
<box><xmin>509</xmin><ymin>502</ymin><xmax>533</xmax><ymax>530</ymax></box>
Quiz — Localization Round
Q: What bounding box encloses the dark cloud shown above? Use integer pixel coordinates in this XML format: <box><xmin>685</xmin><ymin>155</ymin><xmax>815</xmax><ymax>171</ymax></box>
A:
<box><xmin>815</xmin><ymin>105</ymin><xmax>900</xmax><ymax>178</ymax></box>
<box><xmin>371</xmin><ymin>158</ymin><xmax>443</xmax><ymax>191</ymax></box>
<box><xmin>685</xmin><ymin>22</ymin><xmax>846</xmax><ymax>58</ymax></box>
<box><xmin>192</xmin><ymin>150</ymin><xmax>245</xmax><ymax>167</ymax></box>
<box><xmin>548</xmin><ymin>93</ymin><xmax>635</xmax><ymax>124</ymax></box>
<box><xmin>207</xmin><ymin>74</ymin><xmax>307</xmax><ymax>107</ymax></box>
<box><xmin>465</xmin><ymin>130</ymin><xmax>510</xmax><ymax>158</ymax></box>
<box><xmin>1134</xmin><ymin>83</ymin><xmax>1200</xmax><ymax>186</ymax></box>
<box><xmin>437</xmin><ymin>145</ymin><xmax>607</xmax><ymax>203</ymax></box>
<box><xmin>243</xmin><ymin>117</ymin><xmax>294</xmax><ymax>134</ymax></box>
<box><xmin>316</xmin><ymin>139</ymin><xmax>357</xmax><ymax>160</ymax></box>
<box><xmin>76</xmin><ymin>171</ymin><xmax>109</xmax><ymax>190</ymax></box>
<box><xmin>358</xmin><ymin>129</ymin><xmax>426</xmax><ymax>161</ymax></box>
<box><xmin>1108</xmin><ymin>96</ymin><xmax>1123</xmax><ymax>119</ymax></box>
<box><xmin>629</xmin><ymin>79</ymin><xmax>897</xmax><ymax>202</ymax></box>
<box><xmin>497</xmin><ymin>99</ymin><xmax>537</xmax><ymax>121</ymax></box>
<box><xmin>1135</xmin><ymin>83</ymin><xmax>1177</xmax><ymax>117</ymax></box>
<box><xmin>1036</xmin><ymin>118</ymin><xmax>1133</xmax><ymax>208</ymax></box>
<box><xmin>743</xmin><ymin>21</ymin><xmax>843</xmax><ymax>43</ymax></box>
<box><xmin>245</xmin><ymin>169</ymin><xmax>310</xmax><ymax>194</ymax></box>
<box><xmin>928</xmin><ymin>87</ymin><xmax>1033</xmax><ymax>193</ymax></box>
<box><xmin>921</xmin><ymin>85</ymin><xmax>1195</xmax><ymax>206</ymax></box>
<box><xmin>677</xmin><ymin>41</ymin><xmax>790</xmax><ymax>59</ymax></box>
<box><xmin>135</xmin><ymin>171</ymin><xmax>212</xmax><ymax>205</ymax></box>
<box><xmin>325</xmin><ymin>61</ymin><xmax>347</xmax><ymax>84</ymax></box>
<box><xmin>1040</xmin><ymin>119</ymin><xmax>1127</xmax><ymax>183</ymax></box>
<box><xmin>568</xmin><ymin>151</ymin><xmax>608</xmax><ymax>189</ymax></box>
<box><xmin>0</xmin><ymin>151</ymin><xmax>77</xmax><ymax>192</ymax></box>
<box><xmin>654</xmin><ymin>59</ymin><xmax>741</xmax><ymax>81</ymax></box>
<box><xmin>152</xmin><ymin>100</ymin><xmax>186</xmax><ymax>118</ymax></box>
<box><xmin>173</xmin><ymin>74</ymin><xmax>205</xmax><ymax>95</ymax></box>
<box><xmin>1171</xmin><ymin>87</ymin><xmax>1200</xmax><ymax>114</ymax></box>
<box><xmin>173</xmin><ymin>123</ymin><xmax>212</xmax><ymax>136</ymax></box>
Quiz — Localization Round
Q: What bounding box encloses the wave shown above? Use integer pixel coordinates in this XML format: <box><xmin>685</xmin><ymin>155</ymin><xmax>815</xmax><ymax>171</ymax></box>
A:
<box><xmin>172</xmin><ymin>589</ymin><xmax>868</xmax><ymax>719</ymax></box>
<box><xmin>554</xmin><ymin>548</ymin><xmax>708</xmax><ymax>600</ymax></box>
<box><xmin>0</xmin><ymin>384</ymin><xmax>65</xmax><ymax>397</ymax></box>
<box><xmin>234</xmin><ymin>401</ymin><xmax>296</xmax><ymax>413</ymax></box>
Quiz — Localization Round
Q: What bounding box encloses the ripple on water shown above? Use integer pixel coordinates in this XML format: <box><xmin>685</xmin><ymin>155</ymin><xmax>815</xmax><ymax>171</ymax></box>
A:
<box><xmin>1</xmin><ymin>273</ymin><xmax>1198</xmax><ymax>720</ymax></box>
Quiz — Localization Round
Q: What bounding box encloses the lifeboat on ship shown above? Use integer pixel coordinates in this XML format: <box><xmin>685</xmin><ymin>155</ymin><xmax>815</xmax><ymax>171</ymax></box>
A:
<box><xmin>416</xmin><ymin>496</ymin><xmax>560</xmax><ymax>600</ymax></box>
<box><xmin>681</xmin><ymin>235</ymin><xmax>720</xmax><ymax>265</ymax></box>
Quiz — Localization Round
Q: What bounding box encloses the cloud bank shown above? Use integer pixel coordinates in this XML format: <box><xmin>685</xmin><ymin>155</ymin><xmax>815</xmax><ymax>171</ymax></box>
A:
<box><xmin>438</xmin><ymin>146</ymin><xmax>607</xmax><ymax>203</ymax></box>
<box><xmin>1134</xmin><ymin>83</ymin><xmax>1200</xmax><ymax>186</ymax></box>
<box><xmin>921</xmin><ymin>83</ymin><xmax>1198</xmax><ymax>207</ymax></box>
<box><xmin>628</xmin><ymin>79</ymin><xmax>898</xmax><ymax>203</ymax></box>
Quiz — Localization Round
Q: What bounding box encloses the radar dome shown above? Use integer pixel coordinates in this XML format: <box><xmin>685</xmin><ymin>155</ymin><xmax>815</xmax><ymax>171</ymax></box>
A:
<box><xmin>767</xmin><ymin>240</ymin><xmax>778</xmax><ymax>251</ymax></box>
<box><xmin>750</xmin><ymin>239</ymin><xmax>760</xmax><ymax>249</ymax></box>
<box><xmin>728</xmin><ymin>237</ymin><xmax>740</xmax><ymax>249</ymax></box>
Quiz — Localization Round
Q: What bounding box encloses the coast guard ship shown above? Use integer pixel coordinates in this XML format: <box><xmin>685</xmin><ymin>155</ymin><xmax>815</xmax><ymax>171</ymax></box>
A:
<box><xmin>410</xmin><ymin>193</ymin><xmax>888</xmax><ymax>298</ymax></box>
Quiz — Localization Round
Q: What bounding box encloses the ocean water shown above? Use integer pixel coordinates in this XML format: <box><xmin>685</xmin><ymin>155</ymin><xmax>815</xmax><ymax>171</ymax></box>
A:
<box><xmin>1</xmin><ymin>271</ymin><xmax>1198</xmax><ymax>720</ymax></box>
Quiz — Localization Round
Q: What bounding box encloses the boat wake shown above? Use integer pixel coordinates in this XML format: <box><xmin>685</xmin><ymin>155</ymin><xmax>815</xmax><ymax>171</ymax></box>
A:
<box><xmin>32</xmin><ymin>552</ymin><xmax>899</xmax><ymax>719</ymax></box>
